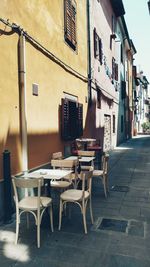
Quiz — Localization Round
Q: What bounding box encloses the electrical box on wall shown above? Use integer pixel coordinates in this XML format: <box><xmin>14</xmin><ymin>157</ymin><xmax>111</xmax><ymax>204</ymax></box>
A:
<box><xmin>32</xmin><ymin>83</ymin><xmax>39</xmax><ymax>96</ymax></box>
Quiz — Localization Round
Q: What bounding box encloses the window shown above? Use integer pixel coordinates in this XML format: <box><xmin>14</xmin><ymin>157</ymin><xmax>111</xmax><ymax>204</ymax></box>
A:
<box><xmin>97</xmin><ymin>89</ymin><xmax>101</xmax><ymax>109</ymax></box>
<box><xmin>113</xmin><ymin>115</ymin><xmax>115</xmax><ymax>133</ymax></box>
<box><xmin>112</xmin><ymin>57</ymin><xmax>118</xmax><ymax>81</ymax></box>
<box><xmin>93</xmin><ymin>28</ymin><xmax>103</xmax><ymax>64</ymax></box>
<box><xmin>64</xmin><ymin>0</ymin><xmax>77</xmax><ymax>51</ymax></box>
<box><xmin>61</xmin><ymin>98</ymin><xmax>83</xmax><ymax>140</ymax></box>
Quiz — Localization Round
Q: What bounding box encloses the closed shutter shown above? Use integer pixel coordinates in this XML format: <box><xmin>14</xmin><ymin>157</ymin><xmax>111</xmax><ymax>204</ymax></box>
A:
<box><xmin>61</xmin><ymin>98</ymin><xmax>70</xmax><ymax>140</ymax></box>
<box><xmin>71</xmin><ymin>4</ymin><xmax>76</xmax><ymax>46</ymax></box>
<box><xmin>99</xmin><ymin>38</ymin><xmax>103</xmax><ymax>65</ymax></box>
<box><xmin>77</xmin><ymin>103</ymin><xmax>83</xmax><ymax>136</ymax></box>
<box><xmin>69</xmin><ymin>101</ymin><xmax>78</xmax><ymax>139</ymax></box>
<box><xmin>61</xmin><ymin>99</ymin><xmax>83</xmax><ymax>140</ymax></box>
<box><xmin>112</xmin><ymin>57</ymin><xmax>115</xmax><ymax>80</ymax></box>
<box><xmin>93</xmin><ymin>28</ymin><xmax>99</xmax><ymax>58</ymax></box>
<box><xmin>64</xmin><ymin>0</ymin><xmax>76</xmax><ymax>50</ymax></box>
<box><xmin>115</xmin><ymin>63</ymin><xmax>118</xmax><ymax>81</ymax></box>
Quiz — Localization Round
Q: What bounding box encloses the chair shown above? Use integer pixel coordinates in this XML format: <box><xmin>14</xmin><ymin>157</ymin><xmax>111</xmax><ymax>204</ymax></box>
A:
<box><xmin>12</xmin><ymin>176</ymin><xmax>53</xmax><ymax>248</ymax></box>
<box><xmin>93</xmin><ymin>153</ymin><xmax>109</xmax><ymax>198</ymax></box>
<box><xmin>87</xmin><ymin>140</ymin><xmax>102</xmax><ymax>168</ymax></box>
<box><xmin>58</xmin><ymin>167</ymin><xmax>94</xmax><ymax>234</ymax></box>
<box><xmin>52</xmin><ymin>152</ymin><xmax>63</xmax><ymax>160</ymax></box>
<box><xmin>77</xmin><ymin>150</ymin><xmax>95</xmax><ymax>171</ymax></box>
<box><xmin>50</xmin><ymin>159</ymin><xmax>79</xmax><ymax>189</ymax></box>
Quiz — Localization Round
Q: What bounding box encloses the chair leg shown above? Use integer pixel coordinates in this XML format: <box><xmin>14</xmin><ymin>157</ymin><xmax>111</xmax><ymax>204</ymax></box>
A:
<box><xmin>50</xmin><ymin>205</ymin><xmax>54</xmax><ymax>232</ymax></box>
<box><xmin>58</xmin><ymin>199</ymin><xmax>63</xmax><ymax>230</ymax></box>
<box><xmin>37</xmin><ymin>212</ymin><xmax>40</xmax><ymax>248</ymax></box>
<box><xmin>89</xmin><ymin>197</ymin><xmax>94</xmax><ymax>224</ymax></box>
<box><xmin>82</xmin><ymin>202</ymin><xmax>87</xmax><ymax>234</ymax></box>
<box><xmin>26</xmin><ymin>213</ymin><xmax>30</xmax><ymax>229</ymax></box>
<box><xmin>37</xmin><ymin>223</ymin><xmax>40</xmax><ymax>248</ymax></box>
<box><xmin>15</xmin><ymin>211</ymin><xmax>20</xmax><ymax>244</ymax></box>
<box><xmin>106</xmin><ymin>175</ymin><xmax>109</xmax><ymax>192</ymax></box>
<box><xmin>103</xmin><ymin>177</ymin><xmax>107</xmax><ymax>198</ymax></box>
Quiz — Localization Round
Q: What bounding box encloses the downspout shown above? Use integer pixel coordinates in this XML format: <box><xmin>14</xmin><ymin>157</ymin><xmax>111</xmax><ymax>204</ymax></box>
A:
<box><xmin>19</xmin><ymin>32</ymin><xmax>28</xmax><ymax>173</ymax></box>
<box><xmin>87</xmin><ymin>0</ymin><xmax>92</xmax><ymax>105</ymax></box>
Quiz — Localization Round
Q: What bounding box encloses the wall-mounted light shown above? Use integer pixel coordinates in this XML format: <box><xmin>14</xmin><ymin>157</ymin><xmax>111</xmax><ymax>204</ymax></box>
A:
<box><xmin>110</xmin><ymin>33</ymin><xmax>117</xmax><ymax>40</ymax></box>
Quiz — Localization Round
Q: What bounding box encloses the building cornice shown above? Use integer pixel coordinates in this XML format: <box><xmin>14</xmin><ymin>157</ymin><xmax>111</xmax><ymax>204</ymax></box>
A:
<box><xmin>111</xmin><ymin>0</ymin><xmax>125</xmax><ymax>17</ymax></box>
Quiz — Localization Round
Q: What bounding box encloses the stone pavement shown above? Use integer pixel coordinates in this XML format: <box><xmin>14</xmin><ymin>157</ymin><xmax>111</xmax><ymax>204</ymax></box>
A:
<box><xmin>0</xmin><ymin>135</ymin><xmax>150</xmax><ymax>267</ymax></box>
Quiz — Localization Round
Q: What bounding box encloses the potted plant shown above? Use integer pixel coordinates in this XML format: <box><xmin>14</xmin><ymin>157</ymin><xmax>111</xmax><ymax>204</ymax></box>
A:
<box><xmin>141</xmin><ymin>122</ymin><xmax>150</xmax><ymax>133</ymax></box>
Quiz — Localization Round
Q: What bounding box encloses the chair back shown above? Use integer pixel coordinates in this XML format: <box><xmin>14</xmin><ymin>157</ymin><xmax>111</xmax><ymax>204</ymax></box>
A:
<box><xmin>52</xmin><ymin>152</ymin><xmax>63</xmax><ymax>160</ymax></box>
<box><xmin>12</xmin><ymin>176</ymin><xmax>43</xmax><ymax>206</ymax></box>
<box><xmin>102</xmin><ymin>153</ymin><xmax>109</xmax><ymax>174</ymax></box>
<box><xmin>80</xmin><ymin>167</ymin><xmax>93</xmax><ymax>198</ymax></box>
<box><xmin>51</xmin><ymin>159</ymin><xmax>78</xmax><ymax>170</ymax></box>
<box><xmin>51</xmin><ymin>159</ymin><xmax>79</xmax><ymax>187</ymax></box>
<box><xmin>78</xmin><ymin>150</ymin><xmax>95</xmax><ymax>157</ymax></box>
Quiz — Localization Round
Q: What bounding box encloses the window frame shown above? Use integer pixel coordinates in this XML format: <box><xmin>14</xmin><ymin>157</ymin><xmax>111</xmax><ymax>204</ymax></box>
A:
<box><xmin>93</xmin><ymin>28</ymin><xmax>103</xmax><ymax>65</ymax></box>
<box><xmin>97</xmin><ymin>88</ymin><xmax>101</xmax><ymax>109</ymax></box>
<box><xmin>64</xmin><ymin>0</ymin><xmax>77</xmax><ymax>51</ymax></box>
<box><xmin>61</xmin><ymin>98</ymin><xmax>83</xmax><ymax>141</ymax></box>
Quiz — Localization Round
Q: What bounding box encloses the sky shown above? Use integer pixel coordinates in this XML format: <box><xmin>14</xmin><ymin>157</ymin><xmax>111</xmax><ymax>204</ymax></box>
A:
<box><xmin>123</xmin><ymin>0</ymin><xmax>150</xmax><ymax>82</ymax></box>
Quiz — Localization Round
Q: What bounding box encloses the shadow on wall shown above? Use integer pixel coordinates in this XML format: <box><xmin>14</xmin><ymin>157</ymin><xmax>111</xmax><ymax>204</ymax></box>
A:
<box><xmin>84</xmin><ymin>99</ymin><xmax>104</xmax><ymax>149</ymax></box>
<box><xmin>0</xmin><ymin>131</ymin><xmax>21</xmax><ymax>180</ymax></box>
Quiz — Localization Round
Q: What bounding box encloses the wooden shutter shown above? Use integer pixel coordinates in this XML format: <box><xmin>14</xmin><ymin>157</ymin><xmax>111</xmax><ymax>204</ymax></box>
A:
<box><xmin>77</xmin><ymin>103</ymin><xmax>83</xmax><ymax>137</ymax></box>
<box><xmin>69</xmin><ymin>101</ymin><xmax>78</xmax><ymax>139</ymax></box>
<box><xmin>61</xmin><ymin>98</ymin><xmax>83</xmax><ymax>140</ymax></box>
<box><xmin>93</xmin><ymin>28</ymin><xmax>99</xmax><ymax>58</ymax></box>
<box><xmin>61</xmin><ymin>98</ymin><xmax>70</xmax><ymax>140</ymax></box>
<box><xmin>64</xmin><ymin>0</ymin><xmax>76</xmax><ymax>50</ymax></box>
<box><xmin>115</xmin><ymin>63</ymin><xmax>118</xmax><ymax>81</ymax></box>
<box><xmin>71</xmin><ymin>3</ymin><xmax>76</xmax><ymax>46</ymax></box>
<box><xmin>97</xmin><ymin>89</ymin><xmax>101</xmax><ymax>109</ymax></box>
<box><xmin>112</xmin><ymin>57</ymin><xmax>115</xmax><ymax>80</ymax></box>
<box><xmin>99</xmin><ymin>38</ymin><xmax>103</xmax><ymax>65</ymax></box>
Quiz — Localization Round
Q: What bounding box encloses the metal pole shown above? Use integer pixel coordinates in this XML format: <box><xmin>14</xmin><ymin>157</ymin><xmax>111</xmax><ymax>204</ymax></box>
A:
<box><xmin>19</xmin><ymin>32</ymin><xmax>28</xmax><ymax>173</ymax></box>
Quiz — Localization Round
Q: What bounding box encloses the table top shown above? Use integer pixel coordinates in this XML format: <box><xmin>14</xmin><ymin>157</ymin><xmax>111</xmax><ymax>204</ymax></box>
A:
<box><xmin>65</xmin><ymin>156</ymin><xmax>95</xmax><ymax>162</ymax></box>
<box><xmin>21</xmin><ymin>168</ymin><xmax>72</xmax><ymax>180</ymax></box>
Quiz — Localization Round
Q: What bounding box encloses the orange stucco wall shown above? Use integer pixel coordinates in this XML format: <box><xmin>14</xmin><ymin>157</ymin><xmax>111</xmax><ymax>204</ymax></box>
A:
<box><xmin>0</xmin><ymin>0</ymin><xmax>88</xmax><ymax>178</ymax></box>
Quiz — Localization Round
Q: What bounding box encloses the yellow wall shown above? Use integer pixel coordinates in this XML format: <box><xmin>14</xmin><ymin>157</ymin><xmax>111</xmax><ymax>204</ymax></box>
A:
<box><xmin>0</xmin><ymin>0</ymin><xmax>88</xmax><ymax>177</ymax></box>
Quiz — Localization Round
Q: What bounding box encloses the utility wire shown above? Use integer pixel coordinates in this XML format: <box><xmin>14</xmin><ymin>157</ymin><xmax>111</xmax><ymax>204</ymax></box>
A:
<box><xmin>0</xmin><ymin>18</ymin><xmax>88</xmax><ymax>83</ymax></box>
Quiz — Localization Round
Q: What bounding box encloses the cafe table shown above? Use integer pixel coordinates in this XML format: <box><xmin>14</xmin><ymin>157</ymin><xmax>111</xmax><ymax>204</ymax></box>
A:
<box><xmin>21</xmin><ymin>168</ymin><xmax>72</xmax><ymax>180</ymax></box>
<box><xmin>65</xmin><ymin>156</ymin><xmax>95</xmax><ymax>167</ymax></box>
<box><xmin>21</xmin><ymin>168</ymin><xmax>73</xmax><ymax>196</ymax></box>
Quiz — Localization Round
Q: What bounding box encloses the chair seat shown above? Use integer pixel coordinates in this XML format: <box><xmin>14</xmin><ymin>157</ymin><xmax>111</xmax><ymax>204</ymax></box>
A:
<box><xmin>50</xmin><ymin>180</ymin><xmax>71</xmax><ymax>188</ymax></box>
<box><xmin>60</xmin><ymin>189</ymin><xmax>89</xmax><ymax>201</ymax></box>
<box><xmin>81</xmin><ymin>166</ymin><xmax>91</xmax><ymax>171</ymax></box>
<box><xmin>19</xmin><ymin>196</ymin><xmax>52</xmax><ymax>210</ymax></box>
<box><xmin>93</xmin><ymin>169</ymin><xmax>103</xmax><ymax>177</ymax></box>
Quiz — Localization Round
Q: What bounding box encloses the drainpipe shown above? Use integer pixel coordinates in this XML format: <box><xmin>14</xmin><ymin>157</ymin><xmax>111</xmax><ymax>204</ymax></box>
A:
<box><xmin>19</xmin><ymin>32</ymin><xmax>28</xmax><ymax>173</ymax></box>
<box><xmin>87</xmin><ymin>0</ymin><xmax>92</xmax><ymax>105</ymax></box>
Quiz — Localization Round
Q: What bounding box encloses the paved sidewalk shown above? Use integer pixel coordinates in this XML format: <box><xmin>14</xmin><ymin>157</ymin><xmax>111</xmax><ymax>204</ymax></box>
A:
<box><xmin>0</xmin><ymin>135</ymin><xmax>150</xmax><ymax>267</ymax></box>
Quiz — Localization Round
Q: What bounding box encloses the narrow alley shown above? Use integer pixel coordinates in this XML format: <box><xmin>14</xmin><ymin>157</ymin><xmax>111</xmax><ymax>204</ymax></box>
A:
<box><xmin>0</xmin><ymin>135</ymin><xmax>150</xmax><ymax>267</ymax></box>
